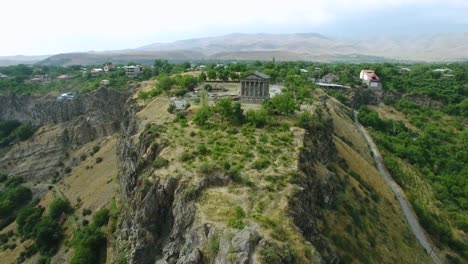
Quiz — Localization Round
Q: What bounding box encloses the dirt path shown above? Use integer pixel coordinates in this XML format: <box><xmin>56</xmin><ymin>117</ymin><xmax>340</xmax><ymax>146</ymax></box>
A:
<box><xmin>354</xmin><ymin>110</ymin><xmax>442</xmax><ymax>264</ymax></box>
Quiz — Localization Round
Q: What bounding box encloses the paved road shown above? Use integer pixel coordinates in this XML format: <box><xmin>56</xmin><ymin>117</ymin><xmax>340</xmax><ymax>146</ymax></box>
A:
<box><xmin>354</xmin><ymin>111</ymin><xmax>443</xmax><ymax>264</ymax></box>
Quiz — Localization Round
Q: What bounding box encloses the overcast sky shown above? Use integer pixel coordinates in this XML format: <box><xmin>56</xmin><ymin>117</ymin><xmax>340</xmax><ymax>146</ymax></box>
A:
<box><xmin>1</xmin><ymin>0</ymin><xmax>468</xmax><ymax>56</ymax></box>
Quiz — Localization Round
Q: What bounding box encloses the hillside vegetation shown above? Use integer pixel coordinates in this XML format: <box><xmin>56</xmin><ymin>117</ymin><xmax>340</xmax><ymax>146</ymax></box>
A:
<box><xmin>0</xmin><ymin>59</ymin><xmax>466</xmax><ymax>263</ymax></box>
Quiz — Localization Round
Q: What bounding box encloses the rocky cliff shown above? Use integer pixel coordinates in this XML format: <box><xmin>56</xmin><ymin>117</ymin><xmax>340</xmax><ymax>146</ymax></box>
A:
<box><xmin>112</xmin><ymin>94</ymin><xmax>348</xmax><ymax>264</ymax></box>
<box><xmin>0</xmin><ymin>88</ymin><xmax>129</xmax><ymax>184</ymax></box>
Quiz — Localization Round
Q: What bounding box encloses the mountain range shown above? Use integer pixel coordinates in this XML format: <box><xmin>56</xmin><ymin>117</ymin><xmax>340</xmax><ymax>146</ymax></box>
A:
<box><xmin>3</xmin><ymin>33</ymin><xmax>468</xmax><ymax>66</ymax></box>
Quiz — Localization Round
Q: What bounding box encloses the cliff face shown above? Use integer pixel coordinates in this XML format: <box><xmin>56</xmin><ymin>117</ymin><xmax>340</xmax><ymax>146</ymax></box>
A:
<box><xmin>113</xmin><ymin>95</ymin><xmax>345</xmax><ymax>264</ymax></box>
<box><xmin>0</xmin><ymin>88</ymin><xmax>128</xmax><ymax>129</ymax></box>
<box><xmin>289</xmin><ymin>106</ymin><xmax>340</xmax><ymax>263</ymax></box>
<box><xmin>115</xmin><ymin>110</ymin><xmax>260</xmax><ymax>263</ymax></box>
<box><xmin>0</xmin><ymin>88</ymin><xmax>129</xmax><ymax>183</ymax></box>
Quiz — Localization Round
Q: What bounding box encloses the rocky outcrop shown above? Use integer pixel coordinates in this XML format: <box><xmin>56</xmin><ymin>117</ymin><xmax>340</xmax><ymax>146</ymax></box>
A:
<box><xmin>0</xmin><ymin>88</ymin><xmax>130</xmax><ymax>183</ymax></box>
<box><xmin>289</xmin><ymin>106</ymin><xmax>340</xmax><ymax>263</ymax></box>
<box><xmin>0</xmin><ymin>88</ymin><xmax>128</xmax><ymax>129</ymax></box>
<box><xmin>383</xmin><ymin>91</ymin><xmax>444</xmax><ymax>108</ymax></box>
<box><xmin>114</xmin><ymin>100</ymin><xmax>263</xmax><ymax>264</ymax></box>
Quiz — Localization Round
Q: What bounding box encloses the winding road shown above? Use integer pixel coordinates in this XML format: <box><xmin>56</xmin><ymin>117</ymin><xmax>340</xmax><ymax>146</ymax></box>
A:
<box><xmin>353</xmin><ymin>111</ymin><xmax>443</xmax><ymax>264</ymax></box>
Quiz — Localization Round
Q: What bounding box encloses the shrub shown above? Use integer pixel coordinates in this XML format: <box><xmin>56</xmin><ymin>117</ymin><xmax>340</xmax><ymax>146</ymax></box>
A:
<box><xmin>227</xmin><ymin>206</ymin><xmax>246</xmax><ymax>229</ymax></box>
<box><xmin>199</xmin><ymin>162</ymin><xmax>218</xmax><ymax>175</ymax></box>
<box><xmin>91</xmin><ymin>145</ymin><xmax>100</xmax><ymax>155</ymax></box>
<box><xmin>152</xmin><ymin>158</ymin><xmax>169</xmax><ymax>169</ymax></box>
<box><xmin>207</xmin><ymin>236</ymin><xmax>220</xmax><ymax>260</ymax></box>
<box><xmin>246</xmin><ymin>109</ymin><xmax>269</xmax><ymax>128</ymax></box>
<box><xmin>179</xmin><ymin>152</ymin><xmax>194</xmax><ymax>162</ymax></box>
<box><xmin>92</xmin><ymin>208</ymin><xmax>110</xmax><ymax>227</ymax></box>
<box><xmin>0</xmin><ymin>174</ymin><xmax>7</xmax><ymax>183</ymax></box>
<box><xmin>70</xmin><ymin>225</ymin><xmax>106</xmax><ymax>264</ymax></box>
<box><xmin>197</xmin><ymin>144</ymin><xmax>209</xmax><ymax>155</ymax></box>
<box><xmin>48</xmin><ymin>197</ymin><xmax>73</xmax><ymax>220</ymax></box>
<box><xmin>82</xmin><ymin>208</ymin><xmax>92</xmax><ymax>216</ymax></box>
<box><xmin>16</xmin><ymin>206</ymin><xmax>43</xmax><ymax>237</ymax></box>
<box><xmin>95</xmin><ymin>157</ymin><xmax>103</xmax><ymax>163</ymax></box>
<box><xmin>253</xmin><ymin>158</ymin><xmax>271</xmax><ymax>171</ymax></box>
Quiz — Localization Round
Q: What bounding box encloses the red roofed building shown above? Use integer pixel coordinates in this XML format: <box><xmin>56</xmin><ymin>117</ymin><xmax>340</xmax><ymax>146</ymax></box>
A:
<box><xmin>360</xmin><ymin>70</ymin><xmax>381</xmax><ymax>88</ymax></box>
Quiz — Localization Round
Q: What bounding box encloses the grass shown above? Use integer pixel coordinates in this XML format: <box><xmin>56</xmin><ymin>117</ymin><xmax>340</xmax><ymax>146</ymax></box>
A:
<box><xmin>328</xmin><ymin>133</ymin><xmax>434</xmax><ymax>263</ymax></box>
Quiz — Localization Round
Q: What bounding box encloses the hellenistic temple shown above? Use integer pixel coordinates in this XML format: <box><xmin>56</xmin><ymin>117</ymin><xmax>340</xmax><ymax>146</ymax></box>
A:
<box><xmin>239</xmin><ymin>71</ymin><xmax>270</xmax><ymax>102</ymax></box>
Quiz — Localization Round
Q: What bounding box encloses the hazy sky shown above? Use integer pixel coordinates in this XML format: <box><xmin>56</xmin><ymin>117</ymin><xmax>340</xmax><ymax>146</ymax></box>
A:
<box><xmin>1</xmin><ymin>0</ymin><xmax>468</xmax><ymax>56</ymax></box>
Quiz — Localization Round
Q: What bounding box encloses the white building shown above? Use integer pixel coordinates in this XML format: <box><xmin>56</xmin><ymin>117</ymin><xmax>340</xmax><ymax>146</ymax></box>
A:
<box><xmin>100</xmin><ymin>80</ymin><xmax>110</xmax><ymax>86</ymax></box>
<box><xmin>124</xmin><ymin>65</ymin><xmax>144</xmax><ymax>78</ymax></box>
<box><xmin>300</xmin><ymin>69</ymin><xmax>309</xmax><ymax>73</ymax></box>
<box><xmin>90</xmin><ymin>68</ymin><xmax>104</xmax><ymax>77</ymax></box>
<box><xmin>0</xmin><ymin>73</ymin><xmax>8</xmax><ymax>78</ymax></box>
<box><xmin>360</xmin><ymin>70</ymin><xmax>381</xmax><ymax>88</ymax></box>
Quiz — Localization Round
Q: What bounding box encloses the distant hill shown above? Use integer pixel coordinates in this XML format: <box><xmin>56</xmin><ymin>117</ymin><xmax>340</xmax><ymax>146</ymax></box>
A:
<box><xmin>0</xmin><ymin>55</ymin><xmax>50</xmax><ymax>66</ymax></box>
<box><xmin>39</xmin><ymin>51</ymin><xmax>207</xmax><ymax>66</ymax></box>
<box><xmin>34</xmin><ymin>32</ymin><xmax>468</xmax><ymax>66</ymax></box>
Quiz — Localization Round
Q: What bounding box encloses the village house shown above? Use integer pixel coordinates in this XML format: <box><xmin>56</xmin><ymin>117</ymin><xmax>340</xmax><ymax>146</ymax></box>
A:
<box><xmin>320</xmin><ymin>73</ymin><xmax>339</xmax><ymax>84</ymax></box>
<box><xmin>300</xmin><ymin>69</ymin><xmax>309</xmax><ymax>73</ymax></box>
<box><xmin>28</xmin><ymin>74</ymin><xmax>49</xmax><ymax>84</ymax></box>
<box><xmin>239</xmin><ymin>71</ymin><xmax>270</xmax><ymax>103</ymax></box>
<box><xmin>90</xmin><ymin>68</ymin><xmax>104</xmax><ymax>77</ymax></box>
<box><xmin>433</xmin><ymin>68</ymin><xmax>452</xmax><ymax>73</ymax></box>
<box><xmin>197</xmin><ymin>65</ymin><xmax>207</xmax><ymax>71</ymax></box>
<box><xmin>124</xmin><ymin>65</ymin><xmax>144</xmax><ymax>78</ymax></box>
<box><xmin>100</xmin><ymin>80</ymin><xmax>110</xmax><ymax>86</ymax></box>
<box><xmin>104</xmin><ymin>64</ymin><xmax>115</xmax><ymax>72</ymax></box>
<box><xmin>360</xmin><ymin>70</ymin><xmax>381</xmax><ymax>88</ymax></box>
<box><xmin>56</xmin><ymin>74</ymin><xmax>73</xmax><ymax>80</ymax></box>
<box><xmin>0</xmin><ymin>73</ymin><xmax>8</xmax><ymax>78</ymax></box>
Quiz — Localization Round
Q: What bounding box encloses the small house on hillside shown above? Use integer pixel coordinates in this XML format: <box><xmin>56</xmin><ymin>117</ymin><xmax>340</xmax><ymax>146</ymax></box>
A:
<box><xmin>56</xmin><ymin>74</ymin><xmax>73</xmax><ymax>80</ymax></box>
<box><xmin>28</xmin><ymin>74</ymin><xmax>49</xmax><ymax>84</ymax></box>
<box><xmin>240</xmin><ymin>71</ymin><xmax>270</xmax><ymax>103</ymax></box>
<box><xmin>0</xmin><ymin>73</ymin><xmax>8</xmax><ymax>78</ymax></box>
<box><xmin>300</xmin><ymin>69</ymin><xmax>309</xmax><ymax>73</ymax></box>
<box><xmin>104</xmin><ymin>64</ymin><xmax>115</xmax><ymax>72</ymax></box>
<box><xmin>90</xmin><ymin>68</ymin><xmax>104</xmax><ymax>77</ymax></box>
<box><xmin>360</xmin><ymin>70</ymin><xmax>381</xmax><ymax>88</ymax></box>
<box><xmin>321</xmin><ymin>73</ymin><xmax>339</xmax><ymax>84</ymax></box>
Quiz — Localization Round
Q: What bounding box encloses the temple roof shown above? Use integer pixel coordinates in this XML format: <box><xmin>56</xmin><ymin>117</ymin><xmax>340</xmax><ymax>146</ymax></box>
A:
<box><xmin>241</xmin><ymin>71</ymin><xmax>271</xmax><ymax>80</ymax></box>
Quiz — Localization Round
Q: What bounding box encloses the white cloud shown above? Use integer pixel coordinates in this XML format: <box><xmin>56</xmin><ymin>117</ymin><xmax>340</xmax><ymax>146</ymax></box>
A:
<box><xmin>0</xmin><ymin>0</ymin><xmax>467</xmax><ymax>55</ymax></box>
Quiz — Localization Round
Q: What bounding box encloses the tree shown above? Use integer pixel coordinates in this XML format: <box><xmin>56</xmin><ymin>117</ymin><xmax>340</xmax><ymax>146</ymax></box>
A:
<box><xmin>194</xmin><ymin>107</ymin><xmax>212</xmax><ymax>127</ymax></box>
<box><xmin>217</xmin><ymin>70</ymin><xmax>229</xmax><ymax>81</ymax></box>
<box><xmin>266</xmin><ymin>93</ymin><xmax>297</xmax><ymax>115</ymax></box>
<box><xmin>35</xmin><ymin>217</ymin><xmax>63</xmax><ymax>256</ymax></box>
<box><xmin>157</xmin><ymin>75</ymin><xmax>174</xmax><ymax>91</ymax></box>
<box><xmin>229</xmin><ymin>71</ymin><xmax>239</xmax><ymax>81</ymax></box>
<box><xmin>17</xmin><ymin>206</ymin><xmax>43</xmax><ymax>237</ymax></box>
<box><xmin>207</xmin><ymin>70</ymin><xmax>217</xmax><ymax>80</ymax></box>
<box><xmin>48</xmin><ymin>197</ymin><xmax>72</xmax><ymax>220</ymax></box>
<box><xmin>215</xmin><ymin>98</ymin><xmax>233</xmax><ymax>123</ymax></box>
<box><xmin>199</xmin><ymin>72</ymin><xmax>207</xmax><ymax>82</ymax></box>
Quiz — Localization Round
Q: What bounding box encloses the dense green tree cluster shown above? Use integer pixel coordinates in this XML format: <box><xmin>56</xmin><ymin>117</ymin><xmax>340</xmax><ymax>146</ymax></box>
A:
<box><xmin>0</xmin><ymin>120</ymin><xmax>36</xmax><ymax>147</ymax></box>
<box><xmin>70</xmin><ymin>208</ymin><xmax>109</xmax><ymax>264</ymax></box>
<box><xmin>15</xmin><ymin>197</ymin><xmax>73</xmax><ymax>262</ymax></box>
<box><xmin>359</xmin><ymin>106</ymin><xmax>468</xmax><ymax>254</ymax></box>
<box><xmin>0</xmin><ymin>177</ymin><xmax>32</xmax><ymax>230</ymax></box>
